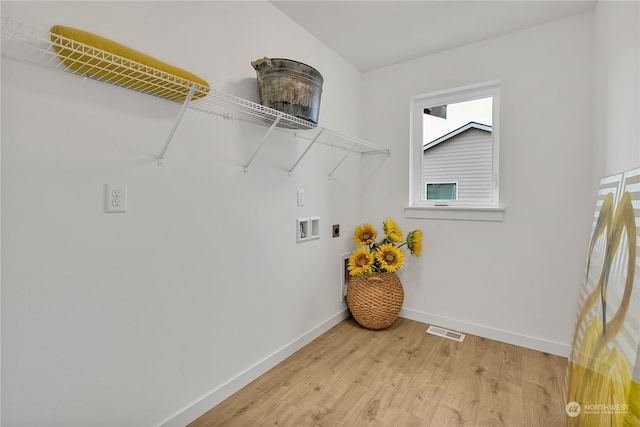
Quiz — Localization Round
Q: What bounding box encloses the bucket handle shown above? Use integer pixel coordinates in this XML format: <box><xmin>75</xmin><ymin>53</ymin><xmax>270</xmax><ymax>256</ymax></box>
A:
<box><xmin>251</xmin><ymin>57</ymin><xmax>272</xmax><ymax>70</ymax></box>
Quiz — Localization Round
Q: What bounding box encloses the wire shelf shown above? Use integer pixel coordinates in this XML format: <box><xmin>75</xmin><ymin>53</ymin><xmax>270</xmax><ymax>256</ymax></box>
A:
<box><xmin>1</xmin><ymin>16</ymin><xmax>391</xmax><ymax>173</ymax></box>
<box><xmin>189</xmin><ymin>89</ymin><xmax>316</xmax><ymax>131</ymax></box>
<box><xmin>189</xmin><ymin>90</ymin><xmax>389</xmax><ymax>154</ymax></box>
<box><xmin>1</xmin><ymin>16</ymin><xmax>210</xmax><ymax>102</ymax></box>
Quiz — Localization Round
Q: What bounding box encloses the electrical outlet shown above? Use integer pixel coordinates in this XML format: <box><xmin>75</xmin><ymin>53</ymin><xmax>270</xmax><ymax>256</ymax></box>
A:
<box><xmin>105</xmin><ymin>184</ymin><xmax>127</xmax><ymax>213</ymax></box>
<box><xmin>297</xmin><ymin>189</ymin><xmax>305</xmax><ymax>206</ymax></box>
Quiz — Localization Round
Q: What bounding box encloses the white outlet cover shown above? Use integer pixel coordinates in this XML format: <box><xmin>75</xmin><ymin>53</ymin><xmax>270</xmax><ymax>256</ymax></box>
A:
<box><xmin>105</xmin><ymin>184</ymin><xmax>127</xmax><ymax>213</ymax></box>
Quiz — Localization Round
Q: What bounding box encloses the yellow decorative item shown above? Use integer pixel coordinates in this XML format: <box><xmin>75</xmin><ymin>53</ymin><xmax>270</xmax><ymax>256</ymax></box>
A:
<box><xmin>625</xmin><ymin>379</ymin><xmax>640</xmax><ymax>426</ymax></box>
<box><xmin>406</xmin><ymin>230</ymin><xmax>423</xmax><ymax>257</ymax></box>
<box><xmin>567</xmin><ymin>183</ymin><xmax>639</xmax><ymax>427</ymax></box>
<box><xmin>374</xmin><ymin>243</ymin><xmax>404</xmax><ymax>273</ymax></box>
<box><xmin>382</xmin><ymin>218</ymin><xmax>403</xmax><ymax>242</ymax></box>
<box><xmin>567</xmin><ymin>316</ymin><xmax>633</xmax><ymax>427</ymax></box>
<box><xmin>348</xmin><ymin>247</ymin><xmax>374</xmax><ymax>276</ymax></box>
<box><xmin>49</xmin><ymin>25</ymin><xmax>210</xmax><ymax>102</ymax></box>
<box><xmin>346</xmin><ymin>219</ymin><xmax>422</xmax><ymax>329</ymax></box>
<box><xmin>352</xmin><ymin>223</ymin><xmax>377</xmax><ymax>246</ymax></box>
<box><xmin>347</xmin><ymin>219</ymin><xmax>422</xmax><ymax>277</ymax></box>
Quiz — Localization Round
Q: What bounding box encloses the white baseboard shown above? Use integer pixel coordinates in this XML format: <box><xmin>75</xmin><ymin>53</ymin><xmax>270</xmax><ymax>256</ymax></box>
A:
<box><xmin>157</xmin><ymin>309</ymin><xmax>350</xmax><ymax>427</ymax></box>
<box><xmin>399</xmin><ymin>308</ymin><xmax>569</xmax><ymax>357</ymax></box>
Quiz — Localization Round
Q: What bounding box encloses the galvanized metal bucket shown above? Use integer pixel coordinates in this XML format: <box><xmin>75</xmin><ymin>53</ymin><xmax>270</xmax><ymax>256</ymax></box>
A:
<box><xmin>251</xmin><ymin>57</ymin><xmax>323</xmax><ymax>124</ymax></box>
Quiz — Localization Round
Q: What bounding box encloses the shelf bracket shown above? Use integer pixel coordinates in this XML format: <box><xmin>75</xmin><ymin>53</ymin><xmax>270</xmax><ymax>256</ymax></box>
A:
<box><xmin>328</xmin><ymin>142</ymin><xmax>359</xmax><ymax>178</ymax></box>
<box><xmin>244</xmin><ymin>113</ymin><xmax>283</xmax><ymax>173</ymax></box>
<box><xmin>157</xmin><ymin>83</ymin><xmax>197</xmax><ymax>166</ymax></box>
<box><xmin>288</xmin><ymin>128</ymin><xmax>324</xmax><ymax>175</ymax></box>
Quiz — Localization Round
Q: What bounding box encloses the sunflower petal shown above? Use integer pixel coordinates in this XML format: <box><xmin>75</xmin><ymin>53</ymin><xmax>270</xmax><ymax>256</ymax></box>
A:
<box><xmin>407</xmin><ymin>230</ymin><xmax>423</xmax><ymax>257</ymax></box>
<box><xmin>353</xmin><ymin>223</ymin><xmax>377</xmax><ymax>246</ymax></box>
<box><xmin>348</xmin><ymin>247</ymin><xmax>374</xmax><ymax>275</ymax></box>
<box><xmin>383</xmin><ymin>218</ymin><xmax>403</xmax><ymax>242</ymax></box>
<box><xmin>374</xmin><ymin>243</ymin><xmax>405</xmax><ymax>272</ymax></box>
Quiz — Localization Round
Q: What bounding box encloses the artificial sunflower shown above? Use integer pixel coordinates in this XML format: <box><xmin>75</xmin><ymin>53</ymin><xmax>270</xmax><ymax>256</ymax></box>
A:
<box><xmin>406</xmin><ymin>230</ymin><xmax>423</xmax><ymax>257</ymax></box>
<box><xmin>383</xmin><ymin>218</ymin><xmax>403</xmax><ymax>242</ymax></box>
<box><xmin>353</xmin><ymin>223</ymin><xmax>377</xmax><ymax>246</ymax></box>
<box><xmin>348</xmin><ymin>247</ymin><xmax>374</xmax><ymax>275</ymax></box>
<box><xmin>347</xmin><ymin>219</ymin><xmax>422</xmax><ymax>276</ymax></box>
<box><xmin>375</xmin><ymin>243</ymin><xmax>405</xmax><ymax>272</ymax></box>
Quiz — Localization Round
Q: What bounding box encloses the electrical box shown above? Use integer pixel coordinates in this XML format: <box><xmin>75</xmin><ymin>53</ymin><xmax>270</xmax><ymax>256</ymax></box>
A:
<box><xmin>310</xmin><ymin>217</ymin><xmax>320</xmax><ymax>240</ymax></box>
<box><xmin>296</xmin><ymin>218</ymin><xmax>310</xmax><ymax>243</ymax></box>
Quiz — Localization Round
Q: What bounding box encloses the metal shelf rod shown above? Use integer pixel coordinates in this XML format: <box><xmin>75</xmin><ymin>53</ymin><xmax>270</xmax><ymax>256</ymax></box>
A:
<box><xmin>328</xmin><ymin>142</ymin><xmax>358</xmax><ymax>178</ymax></box>
<box><xmin>288</xmin><ymin>128</ymin><xmax>324</xmax><ymax>175</ymax></box>
<box><xmin>244</xmin><ymin>113</ymin><xmax>283</xmax><ymax>173</ymax></box>
<box><xmin>157</xmin><ymin>83</ymin><xmax>197</xmax><ymax>166</ymax></box>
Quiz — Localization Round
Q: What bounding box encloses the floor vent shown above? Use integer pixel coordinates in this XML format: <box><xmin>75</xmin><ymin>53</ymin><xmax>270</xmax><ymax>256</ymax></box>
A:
<box><xmin>426</xmin><ymin>325</ymin><xmax>465</xmax><ymax>342</ymax></box>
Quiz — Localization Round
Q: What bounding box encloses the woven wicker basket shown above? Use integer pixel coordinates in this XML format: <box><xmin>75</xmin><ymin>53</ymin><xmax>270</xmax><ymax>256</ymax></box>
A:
<box><xmin>346</xmin><ymin>272</ymin><xmax>404</xmax><ymax>330</ymax></box>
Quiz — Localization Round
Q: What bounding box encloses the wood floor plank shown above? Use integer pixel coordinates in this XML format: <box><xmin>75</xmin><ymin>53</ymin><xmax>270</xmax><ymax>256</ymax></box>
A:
<box><xmin>189</xmin><ymin>317</ymin><xmax>568</xmax><ymax>427</ymax></box>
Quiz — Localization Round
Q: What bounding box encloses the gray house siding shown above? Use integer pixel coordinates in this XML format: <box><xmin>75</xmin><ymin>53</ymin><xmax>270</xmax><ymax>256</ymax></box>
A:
<box><xmin>422</xmin><ymin>127</ymin><xmax>492</xmax><ymax>201</ymax></box>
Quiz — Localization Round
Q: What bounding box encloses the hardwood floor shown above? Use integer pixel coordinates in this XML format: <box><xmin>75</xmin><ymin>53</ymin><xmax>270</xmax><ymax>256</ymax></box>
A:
<box><xmin>189</xmin><ymin>317</ymin><xmax>568</xmax><ymax>427</ymax></box>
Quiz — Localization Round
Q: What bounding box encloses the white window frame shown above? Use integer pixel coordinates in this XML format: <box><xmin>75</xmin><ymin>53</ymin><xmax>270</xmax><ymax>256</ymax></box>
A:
<box><xmin>406</xmin><ymin>80</ymin><xmax>504</xmax><ymax>221</ymax></box>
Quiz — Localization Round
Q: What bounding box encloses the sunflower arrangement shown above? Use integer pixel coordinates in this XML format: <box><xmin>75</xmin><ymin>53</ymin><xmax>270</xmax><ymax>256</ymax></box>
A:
<box><xmin>348</xmin><ymin>219</ymin><xmax>422</xmax><ymax>276</ymax></box>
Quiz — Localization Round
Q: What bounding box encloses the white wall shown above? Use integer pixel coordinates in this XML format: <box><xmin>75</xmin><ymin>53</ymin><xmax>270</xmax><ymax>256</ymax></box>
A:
<box><xmin>361</xmin><ymin>12</ymin><xmax>596</xmax><ymax>356</ymax></box>
<box><xmin>593</xmin><ymin>0</ymin><xmax>640</xmax><ymax>178</ymax></box>
<box><xmin>3</xmin><ymin>2</ymin><xmax>637</xmax><ymax>426</ymax></box>
<box><xmin>1</xmin><ymin>2</ymin><xmax>365</xmax><ymax>425</ymax></box>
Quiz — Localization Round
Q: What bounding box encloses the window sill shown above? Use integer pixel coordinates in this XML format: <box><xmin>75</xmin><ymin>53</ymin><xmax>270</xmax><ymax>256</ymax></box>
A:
<box><xmin>404</xmin><ymin>205</ymin><xmax>505</xmax><ymax>222</ymax></box>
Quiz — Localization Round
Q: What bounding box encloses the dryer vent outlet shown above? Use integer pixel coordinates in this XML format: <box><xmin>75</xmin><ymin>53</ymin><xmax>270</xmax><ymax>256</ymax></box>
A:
<box><xmin>340</xmin><ymin>252</ymin><xmax>350</xmax><ymax>302</ymax></box>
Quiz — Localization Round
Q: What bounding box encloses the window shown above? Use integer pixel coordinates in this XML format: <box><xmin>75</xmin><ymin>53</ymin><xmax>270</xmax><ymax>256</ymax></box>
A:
<box><xmin>407</xmin><ymin>81</ymin><xmax>503</xmax><ymax>221</ymax></box>
<box><xmin>425</xmin><ymin>182</ymin><xmax>458</xmax><ymax>200</ymax></box>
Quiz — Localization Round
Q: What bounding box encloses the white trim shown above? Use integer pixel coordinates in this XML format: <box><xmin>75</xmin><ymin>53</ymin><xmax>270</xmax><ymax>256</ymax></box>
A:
<box><xmin>404</xmin><ymin>205</ymin><xmax>505</xmax><ymax>222</ymax></box>
<box><xmin>156</xmin><ymin>309</ymin><xmax>351</xmax><ymax>427</ymax></box>
<box><xmin>399</xmin><ymin>308</ymin><xmax>569</xmax><ymax>357</ymax></box>
<box><xmin>410</xmin><ymin>80</ymin><xmax>501</xmax><ymax>212</ymax></box>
